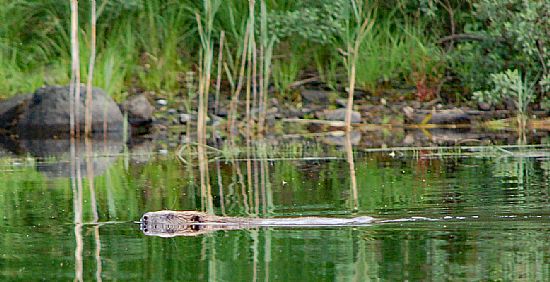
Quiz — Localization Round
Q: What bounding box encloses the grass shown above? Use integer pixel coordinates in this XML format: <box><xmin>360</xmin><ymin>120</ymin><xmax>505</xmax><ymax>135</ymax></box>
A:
<box><xmin>0</xmin><ymin>0</ymin><xmax>196</xmax><ymax>100</ymax></box>
<box><xmin>0</xmin><ymin>0</ymin><xmax>445</xmax><ymax>106</ymax></box>
<box><xmin>356</xmin><ymin>15</ymin><xmax>444</xmax><ymax>92</ymax></box>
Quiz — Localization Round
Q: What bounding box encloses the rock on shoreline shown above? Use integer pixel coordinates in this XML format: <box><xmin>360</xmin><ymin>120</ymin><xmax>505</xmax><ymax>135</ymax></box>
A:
<box><xmin>0</xmin><ymin>85</ymin><xmax>123</xmax><ymax>137</ymax></box>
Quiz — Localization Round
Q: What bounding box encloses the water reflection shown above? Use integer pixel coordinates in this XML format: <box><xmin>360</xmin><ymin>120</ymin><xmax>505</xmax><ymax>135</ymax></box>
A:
<box><xmin>70</xmin><ymin>138</ymin><xmax>83</xmax><ymax>282</ymax></box>
<box><xmin>0</xmin><ymin>137</ymin><xmax>548</xmax><ymax>280</ymax></box>
<box><xmin>69</xmin><ymin>137</ymin><xmax>105</xmax><ymax>281</ymax></box>
<box><xmin>344</xmin><ymin>132</ymin><xmax>358</xmax><ymax>211</ymax></box>
<box><xmin>135</xmin><ymin>220</ymin><xmax>550</xmax><ymax>281</ymax></box>
<box><xmin>2</xmin><ymin>136</ymin><xmax>123</xmax><ymax>178</ymax></box>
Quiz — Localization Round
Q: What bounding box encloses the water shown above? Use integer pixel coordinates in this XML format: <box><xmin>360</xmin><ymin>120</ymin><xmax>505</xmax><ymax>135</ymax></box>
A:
<box><xmin>0</xmin><ymin>138</ymin><xmax>549</xmax><ymax>281</ymax></box>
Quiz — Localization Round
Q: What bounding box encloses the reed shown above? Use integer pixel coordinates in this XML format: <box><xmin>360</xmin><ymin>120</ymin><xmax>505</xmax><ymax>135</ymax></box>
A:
<box><xmin>70</xmin><ymin>0</ymin><xmax>80</xmax><ymax>137</ymax></box>
<box><xmin>195</xmin><ymin>0</ymin><xmax>222</xmax><ymax>214</ymax></box>
<box><xmin>228</xmin><ymin>22</ymin><xmax>251</xmax><ymax>136</ymax></box>
<box><xmin>85</xmin><ymin>0</ymin><xmax>97</xmax><ymax>136</ymax></box>
<box><xmin>342</xmin><ymin>1</ymin><xmax>375</xmax><ymax>130</ymax></box>
<box><xmin>214</xmin><ymin>31</ymin><xmax>225</xmax><ymax>115</ymax></box>
<box><xmin>258</xmin><ymin>0</ymin><xmax>275</xmax><ymax>134</ymax></box>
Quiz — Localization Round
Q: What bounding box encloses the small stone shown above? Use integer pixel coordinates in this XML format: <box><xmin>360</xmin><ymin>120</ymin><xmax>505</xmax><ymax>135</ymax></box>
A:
<box><xmin>156</xmin><ymin>99</ymin><xmax>168</xmax><ymax>106</ymax></box>
<box><xmin>179</xmin><ymin>113</ymin><xmax>193</xmax><ymax>124</ymax></box>
<box><xmin>478</xmin><ymin>102</ymin><xmax>491</xmax><ymax>111</ymax></box>
<box><xmin>168</xmin><ymin>108</ymin><xmax>177</xmax><ymax>115</ymax></box>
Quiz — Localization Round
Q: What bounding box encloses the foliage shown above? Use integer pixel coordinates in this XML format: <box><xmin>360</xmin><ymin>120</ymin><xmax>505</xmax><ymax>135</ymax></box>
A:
<box><xmin>539</xmin><ymin>74</ymin><xmax>550</xmax><ymax>110</ymax></box>
<box><xmin>450</xmin><ymin>0</ymin><xmax>549</xmax><ymax>98</ymax></box>
<box><xmin>356</xmin><ymin>17</ymin><xmax>444</xmax><ymax>91</ymax></box>
<box><xmin>473</xmin><ymin>69</ymin><xmax>536</xmax><ymax>114</ymax></box>
<box><xmin>265</xmin><ymin>0</ymin><xmax>348</xmax><ymax>44</ymax></box>
<box><xmin>0</xmin><ymin>0</ymin><xmax>547</xmax><ymax>109</ymax></box>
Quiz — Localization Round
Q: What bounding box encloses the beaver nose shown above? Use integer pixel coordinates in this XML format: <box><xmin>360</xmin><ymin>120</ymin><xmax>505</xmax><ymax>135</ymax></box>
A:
<box><xmin>140</xmin><ymin>215</ymin><xmax>149</xmax><ymax>231</ymax></box>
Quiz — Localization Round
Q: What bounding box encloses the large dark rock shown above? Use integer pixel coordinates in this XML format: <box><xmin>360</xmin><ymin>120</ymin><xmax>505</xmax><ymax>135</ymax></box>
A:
<box><xmin>0</xmin><ymin>93</ymin><xmax>33</xmax><ymax>130</ymax></box>
<box><xmin>14</xmin><ymin>85</ymin><xmax>124</xmax><ymax>137</ymax></box>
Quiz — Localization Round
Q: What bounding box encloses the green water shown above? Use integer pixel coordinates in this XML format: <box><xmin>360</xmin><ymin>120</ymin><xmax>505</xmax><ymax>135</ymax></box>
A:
<box><xmin>0</xmin><ymin>140</ymin><xmax>549</xmax><ymax>281</ymax></box>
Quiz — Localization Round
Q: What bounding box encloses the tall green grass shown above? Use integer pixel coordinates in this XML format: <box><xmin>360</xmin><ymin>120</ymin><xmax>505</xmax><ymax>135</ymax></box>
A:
<box><xmin>0</xmin><ymin>0</ymin><xmax>445</xmax><ymax>102</ymax></box>
<box><xmin>0</xmin><ymin>0</ymin><xmax>197</xmax><ymax>100</ymax></box>
<box><xmin>356</xmin><ymin>16</ymin><xmax>444</xmax><ymax>92</ymax></box>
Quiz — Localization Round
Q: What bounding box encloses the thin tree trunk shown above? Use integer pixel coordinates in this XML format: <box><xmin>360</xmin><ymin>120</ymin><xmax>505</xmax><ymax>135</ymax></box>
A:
<box><xmin>228</xmin><ymin>24</ymin><xmax>251</xmax><ymax>136</ymax></box>
<box><xmin>85</xmin><ymin>0</ymin><xmax>97</xmax><ymax>136</ymax></box>
<box><xmin>345</xmin><ymin>60</ymin><xmax>357</xmax><ymax>130</ymax></box>
<box><xmin>214</xmin><ymin>31</ymin><xmax>225</xmax><ymax>115</ymax></box>
<box><xmin>70</xmin><ymin>0</ymin><xmax>80</xmax><ymax>137</ymax></box>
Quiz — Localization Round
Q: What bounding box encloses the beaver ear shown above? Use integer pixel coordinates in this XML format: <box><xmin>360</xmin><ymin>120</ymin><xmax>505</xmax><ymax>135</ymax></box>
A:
<box><xmin>191</xmin><ymin>215</ymin><xmax>202</xmax><ymax>222</ymax></box>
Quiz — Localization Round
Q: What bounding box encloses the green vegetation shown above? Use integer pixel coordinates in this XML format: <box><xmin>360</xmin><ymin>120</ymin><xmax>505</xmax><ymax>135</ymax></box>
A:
<box><xmin>0</xmin><ymin>0</ymin><xmax>548</xmax><ymax>110</ymax></box>
<box><xmin>449</xmin><ymin>0</ymin><xmax>548</xmax><ymax>105</ymax></box>
<box><xmin>473</xmin><ymin>69</ymin><xmax>537</xmax><ymax>115</ymax></box>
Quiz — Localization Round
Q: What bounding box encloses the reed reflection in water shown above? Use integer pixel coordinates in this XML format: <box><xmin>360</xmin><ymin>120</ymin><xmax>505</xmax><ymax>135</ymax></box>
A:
<box><xmin>70</xmin><ymin>137</ymin><xmax>104</xmax><ymax>282</ymax></box>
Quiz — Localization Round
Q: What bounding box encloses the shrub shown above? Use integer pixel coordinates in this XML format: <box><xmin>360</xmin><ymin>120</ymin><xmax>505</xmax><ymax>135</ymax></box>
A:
<box><xmin>450</xmin><ymin>0</ymin><xmax>549</xmax><ymax>101</ymax></box>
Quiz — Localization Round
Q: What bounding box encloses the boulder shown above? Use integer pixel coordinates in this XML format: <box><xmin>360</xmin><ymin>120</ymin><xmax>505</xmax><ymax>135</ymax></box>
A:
<box><xmin>0</xmin><ymin>93</ymin><xmax>33</xmax><ymax>130</ymax></box>
<box><xmin>15</xmin><ymin>85</ymin><xmax>124</xmax><ymax>137</ymax></box>
<box><xmin>316</xmin><ymin>109</ymin><xmax>362</xmax><ymax>123</ymax></box>
<box><xmin>121</xmin><ymin>94</ymin><xmax>154</xmax><ymax>127</ymax></box>
<box><xmin>403</xmin><ymin>106</ymin><xmax>471</xmax><ymax>124</ymax></box>
<box><xmin>301</xmin><ymin>89</ymin><xmax>340</xmax><ymax>106</ymax></box>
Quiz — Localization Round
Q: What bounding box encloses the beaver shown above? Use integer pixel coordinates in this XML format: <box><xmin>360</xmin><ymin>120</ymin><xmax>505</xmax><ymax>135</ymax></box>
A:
<box><xmin>140</xmin><ymin>210</ymin><xmax>377</xmax><ymax>237</ymax></box>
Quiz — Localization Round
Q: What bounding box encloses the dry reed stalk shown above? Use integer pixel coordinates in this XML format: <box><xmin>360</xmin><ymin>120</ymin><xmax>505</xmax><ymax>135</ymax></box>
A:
<box><xmin>252</xmin><ymin>39</ymin><xmax>258</xmax><ymax>130</ymax></box>
<box><xmin>197</xmin><ymin>49</ymin><xmax>205</xmax><ymax>144</ymax></box>
<box><xmin>214</xmin><ymin>31</ymin><xmax>225</xmax><ymax>115</ymax></box>
<box><xmin>344</xmin><ymin>60</ymin><xmax>357</xmax><ymax>131</ymax></box>
<box><xmin>85</xmin><ymin>0</ymin><xmax>97</xmax><ymax>136</ymax></box>
<box><xmin>344</xmin><ymin>4</ymin><xmax>374</xmax><ymax>130</ymax></box>
<box><xmin>195</xmin><ymin>13</ymin><xmax>213</xmax><ymax>146</ymax></box>
<box><xmin>258</xmin><ymin>0</ymin><xmax>274</xmax><ymax>135</ymax></box>
<box><xmin>70</xmin><ymin>0</ymin><xmax>80</xmax><ymax>137</ymax></box>
<box><xmin>228</xmin><ymin>23</ymin><xmax>251</xmax><ymax>135</ymax></box>
<box><xmin>246</xmin><ymin>0</ymin><xmax>256</xmax><ymax>138</ymax></box>
<box><xmin>258</xmin><ymin>44</ymin><xmax>265</xmax><ymax>134</ymax></box>
<box><xmin>245</xmin><ymin>39</ymin><xmax>253</xmax><ymax>139</ymax></box>
<box><xmin>196</xmin><ymin>7</ymin><xmax>217</xmax><ymax>213</ymax></box>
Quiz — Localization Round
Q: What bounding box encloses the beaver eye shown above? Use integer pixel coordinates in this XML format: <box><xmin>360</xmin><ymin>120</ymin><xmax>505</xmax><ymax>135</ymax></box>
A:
<box><xmin>191</xmin><ymin>215</ymin><xmax>201</xmax><ymax>222</ymax></box>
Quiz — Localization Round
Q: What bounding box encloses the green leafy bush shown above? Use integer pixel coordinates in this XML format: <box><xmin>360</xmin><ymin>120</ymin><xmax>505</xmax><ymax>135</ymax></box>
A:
<box><xmin>473</xmin><ymin>69</ymin><xmax>536</xmax><ymax>114</ymax></box>
<box><xmin>450</xmin><ymin>0</ymin><xmax>549</xmax><ymax>101</ymax></box>
<box><xmin>265</xmin><ymin>0</ymin><xmax>348</xmax><ymax>44</ymax></box>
